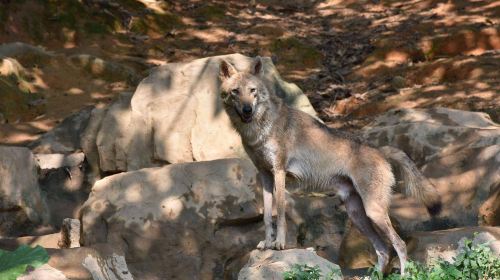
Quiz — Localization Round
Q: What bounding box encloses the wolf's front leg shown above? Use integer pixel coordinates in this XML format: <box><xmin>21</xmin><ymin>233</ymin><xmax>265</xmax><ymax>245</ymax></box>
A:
<box><xmin>257</xmin><ymin>171</ymin><xmax>274</xmax><ymax>250</ymax></box>
<box><xmin>273</xmin><ymin>169</ymin><xmax>286</xmax><ymax>250</ymax></box>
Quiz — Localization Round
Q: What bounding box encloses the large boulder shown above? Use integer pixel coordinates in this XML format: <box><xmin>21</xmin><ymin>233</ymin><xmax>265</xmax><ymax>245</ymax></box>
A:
<box><xmin>0</xmin><ymin>146</ymin><xmax>50</xmax><ymax>236</ymax></box>
<box><xmin>80</xmin><ymin>158</ymin><xmax>262</xmax><ymax>279</ymax></box>
<box><xmin>363</xmin><ymin>108</ymin><xmax>500</xmax><ymax>228</ymax></box>
<box><xmin>238</xmin><ymin>249</ymin><xmax>343</xmax><ymax>280</ymax></box>
<box><xmin>82</xmin><ymin>53</ymin><xmax>317</xmax><ymax>173</ymax></box>
<box><xmin>80</xmin><ymin>158</ymin><xmax>346</xmax><ymax>279</ymax></box>
<box><xmin>363</xmin><ymin>107</ymin><xmax>499</xmax><ymax>165</ymax></box>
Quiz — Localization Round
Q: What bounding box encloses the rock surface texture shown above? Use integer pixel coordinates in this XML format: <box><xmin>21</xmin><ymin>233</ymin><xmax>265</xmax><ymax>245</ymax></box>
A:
<box><xmin>60</xmin><ymin>218</ymin><xmax>81</xmax><ymax>249</ymax></box>
<box><xmin>29</xmin><ymin>107</ymin><xmax>94</xmax><ymax>153</ymax></box>
<box><xmin>46</xmin><ymin>244</ymin><xmax>131</xmax><ymax>280</ymax></box>
<box><xmin>238</xmin><ymin>249</ymin><xmax>343</xmax><ymax>280</ymax></box>
<box><xmin>17</xmin><ymin>264</ymin><xmax>69</xmax><ymax>280</ymax></box>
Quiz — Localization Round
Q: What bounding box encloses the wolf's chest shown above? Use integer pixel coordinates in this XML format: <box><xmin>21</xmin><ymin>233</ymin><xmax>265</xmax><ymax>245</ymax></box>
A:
<box><xmin>245</xmin><ymin>139</ymin><xmax>281</xmax><ymax>170</ymax></box>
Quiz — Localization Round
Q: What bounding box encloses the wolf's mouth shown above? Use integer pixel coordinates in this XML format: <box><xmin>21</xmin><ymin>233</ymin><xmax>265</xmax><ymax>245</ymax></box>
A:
<box><xmin>241</xmin><ymin>115</ymin><xmax>252</xmax><ymax>123</ymax></box>
<box><xmin>235</xmin><ymin>107</ymin><xmax>253</xmax><ymax>123</ymax></box>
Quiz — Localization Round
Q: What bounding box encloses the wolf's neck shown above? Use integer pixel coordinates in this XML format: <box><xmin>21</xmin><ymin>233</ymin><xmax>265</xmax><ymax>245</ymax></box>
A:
<box><xmin>237</xmin><ymin>98</ymin><xmax>283</xmax><ymax>147</ymax></box>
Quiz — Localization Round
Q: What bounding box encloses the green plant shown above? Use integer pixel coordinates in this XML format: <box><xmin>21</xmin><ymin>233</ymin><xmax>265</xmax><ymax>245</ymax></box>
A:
<box><xmin>283</xmin><ymin>264</ymin><xmax>341</xmax><ymax>280</ymax></box>
<box><xmin>367</xmin><ymin>234</ymin><xmax>500</xmax><ymax>280</ymax></box>
<box><xmin>445</xmin><ymin>236</ymin><xmax>500</xmax><ymax>279</ymax></box>
<box><xmin>284</xmin><ymin>264</ymin><xmax>322</xmax><ymax>280</ymax></box>
<box><xmin>326</xmin><ymin>266</ymin><xmax>342</xmax><ymax>279</ymax></box>
<box><xmin>0</xmin><ymin>245</ymin><xmax>49</xmax><ymax>280</ymax></box>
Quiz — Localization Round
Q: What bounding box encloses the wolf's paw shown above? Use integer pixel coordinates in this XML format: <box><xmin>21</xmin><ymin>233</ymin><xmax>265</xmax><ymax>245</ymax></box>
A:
<box><xmin>257</xmin><ymin>240</ymin><xmax>273</xmax><ymax>250</ymax></box>
<box><xmin>272</xmin><ymin>237</ymin><xmax>285</xmax><ymax>250</ymax></box>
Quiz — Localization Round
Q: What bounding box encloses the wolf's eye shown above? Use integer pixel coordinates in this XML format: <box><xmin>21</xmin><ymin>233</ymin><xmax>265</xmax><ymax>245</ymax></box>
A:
<box><xmin>231</xmin><ymin>89</ymin><xmax>239</xmax><ymax>95</ymax></box>
<box><xmin>250</xmin><ymin>88</ymin><xmax>256</xmax><ymax>93</ymax></box>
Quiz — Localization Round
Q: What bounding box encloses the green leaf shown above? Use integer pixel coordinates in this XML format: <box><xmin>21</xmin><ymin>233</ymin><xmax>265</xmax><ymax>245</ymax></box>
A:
<box><xmin>0</xmin><ymin>264</ymin><xmax>29</xmax><ymax>280</ymax></box>
<box><xmin>0</xmin><ymin>245</ymin><xmax>49</xmax><ymax>280</ymax></box>
<box><xmin>447</xmin><ymin>267</ymin><xmax>461</xmax><ymax>279</ymax></box>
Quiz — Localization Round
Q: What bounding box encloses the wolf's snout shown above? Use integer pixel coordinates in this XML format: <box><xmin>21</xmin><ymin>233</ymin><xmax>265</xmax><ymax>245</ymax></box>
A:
<box><xmin>239</xmin><ymin>104</ymin><xmax>253</xmax><ymax>123</ymax></box>
<box><xmin>242</xmin><ymin>105</ymin><xmax>253</xmax><ymax>115</ymax></box>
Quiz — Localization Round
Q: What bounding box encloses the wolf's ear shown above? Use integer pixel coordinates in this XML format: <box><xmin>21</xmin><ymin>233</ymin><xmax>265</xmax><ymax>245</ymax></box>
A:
<box><xmin>219</xmin><ymin>59</ymin><xmax>238</xmax><ymax>81</ymax></box>
<box><xmin>251</xmin><ymin>56</ymin><xmax>263</xmax><ymax>76</ymax></box>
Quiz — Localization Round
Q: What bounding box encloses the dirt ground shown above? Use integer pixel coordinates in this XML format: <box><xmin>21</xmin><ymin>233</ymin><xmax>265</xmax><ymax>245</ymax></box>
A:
<box><xmin>0</xmin><ymin>0</ymin><xmax>498</xmax><ymax>143</ymax></box>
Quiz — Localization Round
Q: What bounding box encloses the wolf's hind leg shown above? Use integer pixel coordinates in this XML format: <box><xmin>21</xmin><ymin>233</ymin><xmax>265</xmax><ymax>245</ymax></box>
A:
<box><xmin>365</xmin><ymin>203</ymin><xmax>408</xmax><ymax>275</ymax></box>
<box><xmin>338</xmin><ymin>181</ymin><xmax>391</xmax><ymax>273</ymax></box>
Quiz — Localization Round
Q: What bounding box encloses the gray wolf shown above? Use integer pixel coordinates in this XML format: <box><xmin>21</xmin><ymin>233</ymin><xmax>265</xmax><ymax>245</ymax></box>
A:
<box><xmin>218</xmin><ymin>57</ymin><xmax>441</xmax><ymax>274</ymax></box>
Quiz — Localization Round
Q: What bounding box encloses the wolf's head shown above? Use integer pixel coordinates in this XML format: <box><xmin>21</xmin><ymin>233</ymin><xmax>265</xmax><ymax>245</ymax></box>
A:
<box><xmin>218</xmin><ymin>57</ymin><xmax>272</xmax><ymax>124</ymax></box>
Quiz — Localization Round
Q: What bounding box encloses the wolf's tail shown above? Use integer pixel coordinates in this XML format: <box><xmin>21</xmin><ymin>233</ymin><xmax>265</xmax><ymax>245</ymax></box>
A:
<box><xmin>379</xmin><ymin>146</ymin><xmax>442</xmax><ymax>216</ymax></box>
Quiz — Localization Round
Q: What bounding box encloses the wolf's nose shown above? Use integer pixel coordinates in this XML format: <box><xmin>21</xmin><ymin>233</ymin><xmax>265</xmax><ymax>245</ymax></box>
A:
<box><xmin>242</xmin><ymin>105</ymin><xmax>252</xmax><ymax>115</ymax></box>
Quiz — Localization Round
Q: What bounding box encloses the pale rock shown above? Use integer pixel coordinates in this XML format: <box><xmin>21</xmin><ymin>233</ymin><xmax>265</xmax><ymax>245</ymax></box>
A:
<box><xmin>29</xmin><ymin>106</ymin><xmax>94</xmax><ymax>153</ymax></box>
<box><xmin>17</xmin><ymin>264</ymin><xmax>68</xmax><ymax>280</ymax></box>
<box><xmin>35</xmin><ymin>152</ymin><xmax>85</xmax><ymax>170</ymax></box>
<box><xmin>82</xmin><ymin>253</ymin><xmax>134</xmax><ymax>280</ymax></box>
<box><xmin>238</xmin><ymin>249</ymin><xmax>342</xmax><ymax>280</ymax></box>
<box><xmin>61</xmin><ymin>218</ymin><xmax>81</xmax><ymax>248</ymax></box>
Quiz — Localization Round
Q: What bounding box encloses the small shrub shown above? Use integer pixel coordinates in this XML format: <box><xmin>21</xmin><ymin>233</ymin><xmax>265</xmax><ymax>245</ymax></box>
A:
<box><xmin>326</xmin><ymin>266</ymin><xmax>342</xmax><ymax>279</ymax></box>
<box><xmin>284</xmin><ymin>264</ymin><xmax>322</xmax><ymax>280</ymax></box>
<box><xmin>367</xmin><ymin>234</ymin><xmax>500</xmax><ymax>280</ymax></box>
